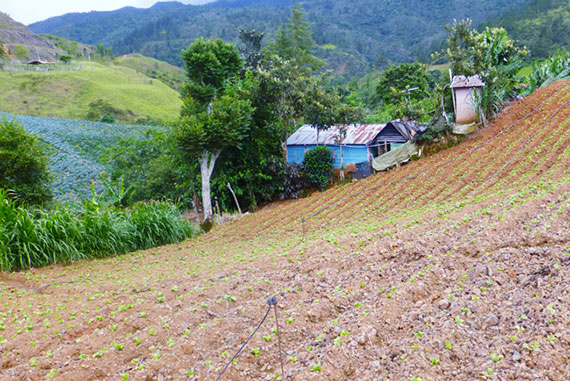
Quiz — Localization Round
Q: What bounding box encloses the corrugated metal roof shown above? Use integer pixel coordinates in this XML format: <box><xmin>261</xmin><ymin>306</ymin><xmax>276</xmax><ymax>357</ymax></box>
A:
<box><xmin>286</xmin><ymin>124</ymin><xmax>387</xmax><ymax>146</ymax></box>
<box><xmin>451</xmin><ymin>75</ymin><xmax>485</xmax><ymax>88</ymax></box>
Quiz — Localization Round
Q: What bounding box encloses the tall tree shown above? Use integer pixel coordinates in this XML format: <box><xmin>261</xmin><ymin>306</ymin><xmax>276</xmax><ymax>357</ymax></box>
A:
<box><xmin>269</xmin><ymin>3</ymin><xmax>324</xmax><ymax>74</ymax></box>
<box><xmin>176</xmin><ymin>38</ymin><xmax>254</xmax><ymax>224</ymax></box>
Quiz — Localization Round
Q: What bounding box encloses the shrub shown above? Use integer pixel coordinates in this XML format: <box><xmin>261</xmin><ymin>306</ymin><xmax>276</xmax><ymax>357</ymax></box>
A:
<box><xmin>0</xmin><ymin>189</ymin><xmax>200</xmax><ymax>272</ymax></box>
<box><xmin>303</xmin><ymin>146</ymin><xmax>334</xmax><ymax>191</ymax></box>
<box><xmin>0</xmin><ymin>117</ymin><xmax>52</xmax><ymax>205</ymax></box>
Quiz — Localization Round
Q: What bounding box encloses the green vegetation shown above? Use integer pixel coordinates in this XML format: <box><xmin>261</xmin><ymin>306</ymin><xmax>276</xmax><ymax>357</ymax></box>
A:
<box><xmin>0</xmin><ymin>188</ymin><xmax>198</xmax><ymax>272</ymax></box>
<box><xmin>524</xmin><ymin>50</ymin><xmax>570</xmax><ymax>96</ymax></box>
<box><xmin>28</xmin><ymin>0</ymin><xmax>528</xmax><ymax>79</ymax></box>
<box><xmin>0</xmin><ymin>117</ymin><xmax>51</xmax><ymax>205</ymax></box>
<box><xmin>114</xmin><ymin>54</ymin><xmax>186</xmax><ymax>91</ymax></box>
<box><xmin>482</xmin><ymin>0</ymin><xmax>570</xmax><ymax>59</ymax></box>
<box><xmin>2</xmin><ymin>112</ymin><xmax>165</xmax><ymax>203</ymax></box>
<box><xmin>436</xmin><ymin>19</ymin><xmax>528</xmax><ymax>121</ymax></box>
<box><xmin>0</xmin><ymin>62</ymin><xmax>181</xmax><ymax>123</ymax></box>
<box><xmin>176</xmin><ymin>37</ymin><xmax>254</xmax><ymax>223</ymax></box>
<box><xmin>302</xmin><ymin>146</ymin><xmax>334</xmax><ymax>191</ymax></box>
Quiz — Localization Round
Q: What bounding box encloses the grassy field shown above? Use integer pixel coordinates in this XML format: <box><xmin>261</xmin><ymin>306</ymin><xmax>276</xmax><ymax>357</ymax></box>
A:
<box><xmin>0</xmin><ymin>61</ymin><xmax>182</xmax><ymax>123</ymax></box>
<box><xmin>114</xmin><ymin>54</ymin><xmax>186</xmax><ymax>91</ymax></box>
<box><xmin>0</xmin><ymin>81</ymin><xmax>569</xmax><ymax>380</ymax></box>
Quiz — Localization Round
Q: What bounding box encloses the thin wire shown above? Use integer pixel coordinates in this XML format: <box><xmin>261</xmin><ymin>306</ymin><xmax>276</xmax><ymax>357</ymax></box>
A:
<box><xmin>216</xmin><ymin>304</ymin><xmax>272</xmax><ymax>381</ymax></box>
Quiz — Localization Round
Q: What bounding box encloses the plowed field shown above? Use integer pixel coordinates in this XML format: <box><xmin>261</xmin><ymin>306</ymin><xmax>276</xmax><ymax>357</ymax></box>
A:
<box><xmin>1</xmin><ymin>81</ymin><xmax>570</xmax><ymax>380</ymax></box>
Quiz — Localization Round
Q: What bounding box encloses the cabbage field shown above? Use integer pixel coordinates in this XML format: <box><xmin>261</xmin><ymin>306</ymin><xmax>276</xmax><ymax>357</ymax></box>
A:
<box><xmin>1</xmin><ymin>112</ymin><xmax>162</xmax><ymax>202</ymax></box>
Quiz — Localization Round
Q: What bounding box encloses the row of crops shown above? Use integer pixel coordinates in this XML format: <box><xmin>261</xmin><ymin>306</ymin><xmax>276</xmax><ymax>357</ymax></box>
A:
<box><xmin>1</xmin><ymin>112</ymin><xmax>162</xmax><ymax>203</ymax></box>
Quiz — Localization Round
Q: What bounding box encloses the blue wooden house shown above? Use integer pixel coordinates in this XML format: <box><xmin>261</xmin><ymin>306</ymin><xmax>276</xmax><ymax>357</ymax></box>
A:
<box><xmin>286</xmin><ymin>121</ymin><xmax>417</xmax><ymax>168</ymax></box>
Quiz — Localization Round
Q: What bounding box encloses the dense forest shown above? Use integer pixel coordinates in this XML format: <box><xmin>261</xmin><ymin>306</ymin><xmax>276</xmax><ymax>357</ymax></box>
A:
<box><xmin>482</xmin><ymin>0</ymin><xmax>570</xmax><ymax>58</ymax></box>
<box><xmin>30</xmin><ymin>0</ymin><xmax>529</xmax><ymax>78</ymax></box>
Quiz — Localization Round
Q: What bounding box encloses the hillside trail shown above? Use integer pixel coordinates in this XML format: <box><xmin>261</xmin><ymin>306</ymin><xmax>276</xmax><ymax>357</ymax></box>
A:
<box><xmin>1</xmin><ymin>81</ymin><xmax>569</xmax><ymax>380</ymax></box>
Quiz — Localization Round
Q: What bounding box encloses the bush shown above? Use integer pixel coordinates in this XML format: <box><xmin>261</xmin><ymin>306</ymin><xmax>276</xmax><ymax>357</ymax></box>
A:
<box><xmin>0</xmin><ymin>117</ymin><xmax>52</xmax><ymax>205</ymax></box>
<box><xmin>0</xmin><ymin>189</ymin><xmax>200</xmax><ymax>272</ymax></box>
<box><xmin>303</xmin><ymin>146</ymin><xmax>334</xmax><ymax>191</ymax></box>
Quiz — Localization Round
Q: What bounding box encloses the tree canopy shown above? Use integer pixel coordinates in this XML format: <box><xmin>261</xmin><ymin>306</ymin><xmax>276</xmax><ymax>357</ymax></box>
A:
<box><xmin>0</xmin><ymin>117</ymin><xmax>52</xmax><ymax>205</ymax></box>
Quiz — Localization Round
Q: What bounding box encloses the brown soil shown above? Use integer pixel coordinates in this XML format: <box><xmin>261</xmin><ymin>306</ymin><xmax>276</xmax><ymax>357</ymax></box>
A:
<box><xmin>1</xmin><ymin>81</ymin><xmax>570</xmax><ymax>381</ymax></box>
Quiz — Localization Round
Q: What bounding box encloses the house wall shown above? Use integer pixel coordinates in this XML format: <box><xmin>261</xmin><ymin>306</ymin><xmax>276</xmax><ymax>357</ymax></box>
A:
<box><xmin>287</xmin><ymin>144</ymin><xmax>370</xmax><ymax>168</ymax></box>
<box><xmin>455</xmin><ymin>87</ymin><xmax>481</xmax><ymax>124</ymax></box>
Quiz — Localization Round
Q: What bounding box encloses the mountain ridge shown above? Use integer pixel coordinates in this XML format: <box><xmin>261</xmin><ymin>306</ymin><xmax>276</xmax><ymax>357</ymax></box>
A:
<box><xmin>28</xmin><ymin>0</ymin><xmax>528</xmax><ymax>78</ymax></box>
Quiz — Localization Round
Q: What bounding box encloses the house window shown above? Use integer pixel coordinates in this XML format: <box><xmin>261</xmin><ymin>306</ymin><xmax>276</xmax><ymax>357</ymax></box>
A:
<box><xmin>374</xmin><ymin>140</ymin><xmax>390</xmax><ymax>157</ymax></box>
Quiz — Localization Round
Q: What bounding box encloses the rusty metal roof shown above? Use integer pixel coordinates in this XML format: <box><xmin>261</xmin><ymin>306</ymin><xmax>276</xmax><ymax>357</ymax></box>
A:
<box><xmin>451</xmin><ymin>75</ymin><xmax>485</xmax><ymax>88</ymax></box>
<box><xmin>286</xmin><ymin>124</ymin><xmax>387</xmax><ymax>146</ymax></box>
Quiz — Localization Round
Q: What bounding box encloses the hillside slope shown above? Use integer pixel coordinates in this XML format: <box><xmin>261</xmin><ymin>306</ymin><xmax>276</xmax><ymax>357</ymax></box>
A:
<box><xmin>1</xmin><ymin>81</ymin><xmax>569</xmax><ymax>379</ymax></box>
<box><xmin>28</xmin><ymin>0</ymin><xmax>527</xmax><ymax>77</ymax></box>
<box><xmin>0</xmin><ymin>11</ymin><xmax>64</xmax><ymax>61</ymax></box>
<box><xmin>0</xmin><ymin>61</ymin><xmax>182</xmax><ymax>122</ymax></box>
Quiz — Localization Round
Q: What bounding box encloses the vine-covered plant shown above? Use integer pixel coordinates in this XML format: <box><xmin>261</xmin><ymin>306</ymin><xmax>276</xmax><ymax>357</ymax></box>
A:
<box><xmin>303</xmin><ymin>146</ymin><xmax>334</xmax><ymax>191</ymax></box>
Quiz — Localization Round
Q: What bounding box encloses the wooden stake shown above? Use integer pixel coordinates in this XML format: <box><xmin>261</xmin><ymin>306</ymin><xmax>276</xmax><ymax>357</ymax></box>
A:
<box><xmin>227</xmin><ymin>183</ymin><xmax>242</xmax><ymax>215</ymax></box>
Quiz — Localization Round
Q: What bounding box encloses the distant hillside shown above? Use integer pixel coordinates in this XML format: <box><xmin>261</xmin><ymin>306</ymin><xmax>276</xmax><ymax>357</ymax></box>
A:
<box><xmin>114</xmin><ymin>53</ymin><xmax>185</xmax><ymax>91</ymax></box>
<box><xmin>0</xmin><ymin>11</ymin><xmax>64</xmax><ymax>61</ymax></box>
<box><xmin>29</xmin><ymin>0</ymin><xmax>527</xmax><ymax>78</ymax></box>
<box><xmin>482</xmin><ymin>0</ymin><xmax>570</xmax><ymax>58</ymax></box>
<box><xmin>0</xmin><ymin>61</ymin><xmax>182</xmax><ymax>123</ymax></box>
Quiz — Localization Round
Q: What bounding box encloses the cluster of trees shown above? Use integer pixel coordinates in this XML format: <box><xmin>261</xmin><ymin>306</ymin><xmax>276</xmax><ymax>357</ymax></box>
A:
<box><xmin>100</xmin><ymin>5</ymin><xmax>363</xmax><ymax>225</ymax></box>
<box><xmin>482</xmin><ymin>0</ymin><xmax>569</xmax><ymax>59</ymax></box>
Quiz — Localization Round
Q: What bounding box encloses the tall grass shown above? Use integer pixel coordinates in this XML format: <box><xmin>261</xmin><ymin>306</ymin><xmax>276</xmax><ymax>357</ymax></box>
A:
<box><xmin>0</xmin><ymin>189</ymin><xmax>200</xmax><ymax>272</ymax></box>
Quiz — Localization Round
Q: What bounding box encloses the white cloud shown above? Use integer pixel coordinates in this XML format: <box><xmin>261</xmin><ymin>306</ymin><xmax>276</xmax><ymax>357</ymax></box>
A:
<box><xmin>1</xmin><ymin>0</ymin><xmax>216</xmax><ymax>26</ymax></box>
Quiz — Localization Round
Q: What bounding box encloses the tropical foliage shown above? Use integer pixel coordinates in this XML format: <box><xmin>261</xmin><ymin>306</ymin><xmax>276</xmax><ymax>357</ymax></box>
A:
<box><xmin>0</xmin><ymin>117</ymin><xmax>52</xmax><ymax>205</ymax></box>
<box><xmin>436</xmin><ymin>19</ymin><xmax>529</xmax><ymax>121</ymax></box>
<box><xmin>524</xmin><ymin>50</ymin><xmax>570</xmax><ymax>96</ymax></box>
<box><xmin>0</xmin><ymin>188</ymin><xmax>198</xmax><ymax>272</ymax></box>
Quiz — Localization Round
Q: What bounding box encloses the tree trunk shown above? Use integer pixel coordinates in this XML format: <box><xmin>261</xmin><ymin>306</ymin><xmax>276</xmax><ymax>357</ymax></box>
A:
<box><xmin>340</xmin><ymin>142</ymin><xmax>344</xmax><ymax>180</ymax></box>
<box><xmin>199</xmin><ymin>149</ymin><xmax>221</xmax><ymax>223</ymax></box>
<box><xmin>282</xmin><ymin>117</ymin><xmax>289</xmax><ymax>161</ymax></box>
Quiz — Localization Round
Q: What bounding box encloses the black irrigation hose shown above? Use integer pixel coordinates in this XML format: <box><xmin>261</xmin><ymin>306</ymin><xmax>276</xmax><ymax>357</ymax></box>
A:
<box><xmin>216</xmin><ymin>297</ymin><xmax>279</xmax><ymax>381</ymax></box>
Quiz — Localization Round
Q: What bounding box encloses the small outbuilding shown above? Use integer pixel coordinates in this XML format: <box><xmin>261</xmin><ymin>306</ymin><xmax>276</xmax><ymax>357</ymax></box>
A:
<box><xmin>451</xmin><ymin>75</ymin><xmax>485</xmax><ymax>125</ymax></box>
<box><xmin>286</xmin><ymin>120</ymin><xmax>419</xmax><ymax>170</ymax></box>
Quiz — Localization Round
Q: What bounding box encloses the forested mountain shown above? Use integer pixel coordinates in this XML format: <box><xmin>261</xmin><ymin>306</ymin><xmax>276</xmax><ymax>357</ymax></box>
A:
<box><xmin>29</xmin><ymin>0</ymin><xmax>528</xmax><ymax>78</ymax></box>
<box><xmin>482</xmin><ymin>0</ymin><xmax>570</xmax><ymax>58</ymax></box>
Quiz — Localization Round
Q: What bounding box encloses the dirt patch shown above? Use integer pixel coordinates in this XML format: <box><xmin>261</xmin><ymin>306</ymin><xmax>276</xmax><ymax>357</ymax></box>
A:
<box><xmin>1</xmin><ymin>81</ymin><xmax>569</xmax><ymax>380</ymax></box>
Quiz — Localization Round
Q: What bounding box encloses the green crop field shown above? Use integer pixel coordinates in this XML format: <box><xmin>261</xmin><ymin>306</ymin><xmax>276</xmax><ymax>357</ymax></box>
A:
<box><xmin>0</xmin><ymin>61</ymin><xmax>182</xmax><ymax>123</ymax></box>
<box><xmin>2</xmin><ymin>112</ymin><xmax>162</xmax><ymax>202</ymax></box>
<box><xmin>0</xmin><ymin>81</ymin><xmax>569</xmax><ymax>380</ymax></box>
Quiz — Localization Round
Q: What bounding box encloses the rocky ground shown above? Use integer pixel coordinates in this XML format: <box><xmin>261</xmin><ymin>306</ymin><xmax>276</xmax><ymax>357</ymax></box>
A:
<box><xmin>1</xmin><ymin>81</ymin><xmax>569</xmax><ymax>380</ymax></box>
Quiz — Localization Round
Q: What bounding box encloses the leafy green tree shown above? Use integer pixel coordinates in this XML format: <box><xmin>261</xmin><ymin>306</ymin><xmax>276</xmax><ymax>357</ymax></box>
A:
<box><xmin>238</xmin><ymin>28</ymin><xmax>265</xmax><ymax>72</ymax></box>
<box><xmin>269</xmin><ymin>3</ymin><xmax>324</xmax><ymax>74</ymax></box>
<box><xmin>176</xmin><ymin>38</ymin><xmax>254</xmax><ymax>223</ymax></box>
<box><xmin>0</xmin><ymin>117</ymin><xmax>51</xmax><ymax>205</ymax></box>
<box><xmin>375</xmin><ymin>62</ymin><xmax>432</xmax><ymax>105</ymax></box>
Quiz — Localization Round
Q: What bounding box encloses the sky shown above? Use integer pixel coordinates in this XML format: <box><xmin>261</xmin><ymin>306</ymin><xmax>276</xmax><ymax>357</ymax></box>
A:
<box><xmin>2</xmin><ymin>0</ymin><xmax>215</xmax><ymax>25</ymax></box>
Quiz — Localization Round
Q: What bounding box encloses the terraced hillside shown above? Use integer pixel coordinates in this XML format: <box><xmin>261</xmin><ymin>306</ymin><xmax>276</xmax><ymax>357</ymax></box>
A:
<box><xmin>1</xmin><ymin>81</ymin><xmax>569</xmax><ymax>379</ymax></box>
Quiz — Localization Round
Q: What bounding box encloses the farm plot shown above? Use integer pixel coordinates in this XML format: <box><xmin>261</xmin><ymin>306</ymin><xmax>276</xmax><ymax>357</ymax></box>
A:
<box><xmin>1</xmin><ymin>113</ymin><xmax>162</xmax><ymax>202</ymax></box>
<box><xmin>0</xmin><ymin>81</ymin><xmax>569</xmax><ymax>380</ymax></box>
